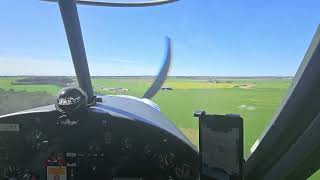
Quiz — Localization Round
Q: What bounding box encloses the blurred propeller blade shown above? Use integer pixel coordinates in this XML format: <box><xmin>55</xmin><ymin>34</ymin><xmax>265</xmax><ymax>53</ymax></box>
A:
<box><xmin>143</xmin><ymin>37</ymin><xmax>172</xmax><ymax>99</ymax></box>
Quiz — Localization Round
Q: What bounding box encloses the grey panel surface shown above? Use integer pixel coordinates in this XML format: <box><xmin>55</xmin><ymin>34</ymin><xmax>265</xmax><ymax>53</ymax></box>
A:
<box><xmin>0</xmin><ymin>105</ymin><xmax>56</xmax><ymax>119</ymax></box>
<box><xmin>0</xmin><ymin>95</ymin><xmax>195</xmax><ymax>150</ymax></box>
<box><xmin>245</xmin><ymin>25</ymin><xmax>320</xmax><ymax>179</ymax></box>
<box><xmin>263</xmin><ymin>112</ymin><xmax>320</xmax><ymax>179</ymax></box>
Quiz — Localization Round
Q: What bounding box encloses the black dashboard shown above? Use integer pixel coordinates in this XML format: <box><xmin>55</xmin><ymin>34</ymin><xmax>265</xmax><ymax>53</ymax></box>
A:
<box><xmin>0</xmin><ymin>109</ymin><xmax>199</xmax><ymax>180</ymax></box>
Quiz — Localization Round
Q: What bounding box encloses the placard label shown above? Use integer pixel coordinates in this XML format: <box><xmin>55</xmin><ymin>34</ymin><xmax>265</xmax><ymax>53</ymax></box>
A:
<box><xmin>0</xmin><ymin>124</ymin><xmax>20</xmax><ymax>132</ymax></box>
<box><xmin>47</xmin><ymin>166</ymin><xmax>67</xmax><ymax>180</ymax></box>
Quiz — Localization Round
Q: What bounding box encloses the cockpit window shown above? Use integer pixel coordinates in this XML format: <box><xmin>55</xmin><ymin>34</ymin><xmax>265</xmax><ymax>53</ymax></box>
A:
<box><xmin>0</xmin><ymin>0</ymin><xmax>320</xmax><ymax>179</ymax></box>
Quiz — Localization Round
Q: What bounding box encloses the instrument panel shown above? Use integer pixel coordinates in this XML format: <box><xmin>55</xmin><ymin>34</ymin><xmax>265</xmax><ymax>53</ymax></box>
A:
<box><xmin>0</xmin><ymin>110</ymin><xmax>199</xmax><ymax>180</ymax></box>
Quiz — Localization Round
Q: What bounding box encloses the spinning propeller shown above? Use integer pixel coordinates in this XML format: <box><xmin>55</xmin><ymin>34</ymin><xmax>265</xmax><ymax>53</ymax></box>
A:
<box><xmin>43</xmin><ymin>0</ymin><xmax>176</xmax><ymax>102</ymax></box>
<box><xmin>143</xmin><ymin>37</ymin><xmax>172</xmax><ymax>99</ymax></box>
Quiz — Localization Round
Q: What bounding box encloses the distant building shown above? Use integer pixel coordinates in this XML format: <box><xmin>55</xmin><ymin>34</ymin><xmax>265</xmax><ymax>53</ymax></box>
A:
<box><xmin>117</xmin><ymin>88</ymin><xmax>129</xmax><ymax>92</ymax></box>
<box><xmin>102</xmin><ymin>87</ymin><xmax>129</xmax><ymax>92</ymax></box>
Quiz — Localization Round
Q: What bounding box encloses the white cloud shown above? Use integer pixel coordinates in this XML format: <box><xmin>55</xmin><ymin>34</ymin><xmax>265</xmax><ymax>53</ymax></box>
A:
<box><xmin>88</xmin><ymin>61</ymin><xmax>157</xmax><ymax>76</ymax></box>
<box><xmin>109</xmin><ymin>58</ymin><xmax>137</xmax><ymax>64</ymax></box>
<box><xmin>0</xmin><ymin>56</ymin><xmax>74</xmax><ymax>76</ymax></box>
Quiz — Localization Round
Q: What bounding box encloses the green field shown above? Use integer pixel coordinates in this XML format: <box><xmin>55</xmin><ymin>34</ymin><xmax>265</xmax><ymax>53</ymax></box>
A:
<box><xmin>0</xmin><ymin>77</ymin><xmax>61</xmax><ymax>94</ymax></box>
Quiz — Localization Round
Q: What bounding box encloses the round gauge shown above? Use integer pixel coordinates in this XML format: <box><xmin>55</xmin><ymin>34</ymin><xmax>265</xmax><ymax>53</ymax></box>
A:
<box><xmin>121</xmin><ymin>137</ymin><xmax>134</xmax><ymax>153</ymax></box>
<box><xmin>88</xmin><ymin>142</ymin><xmax>101</xmax><ymax>152</ymax></box>
<box><xmin>55</xmin><ymin>87</ymin><xmax>88</xmax><ymax>115</ymax></box>
<box><xmin>175</xmin><ymin>164</ymin><xmax>192</xmax><ymax>179</ymax></box>
<box><xmin>175</xmin><ymin>166</ymin><xmax>184</xmax><ymax>178</ymax></box>
<box><xmin>159</xmin><ymin>152</ymin><xmax>175</xmax><ymax>170</ymax></box>
<box><xmin>143</xmin><ymin>144</ymin><xmax>155</xmax><ymax>160</ymax></box>
<box><xmin>29</xmin><ymin>129</ymin><xmax>48</xmax><ymax>151</ymax></box>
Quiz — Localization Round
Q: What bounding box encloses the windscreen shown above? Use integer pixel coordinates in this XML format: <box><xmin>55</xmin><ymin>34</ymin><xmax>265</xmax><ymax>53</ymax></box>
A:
<box><xmin>0</xmin><ymin>0</ymin><xmax>320</xmax><ymax>178</ymax></box>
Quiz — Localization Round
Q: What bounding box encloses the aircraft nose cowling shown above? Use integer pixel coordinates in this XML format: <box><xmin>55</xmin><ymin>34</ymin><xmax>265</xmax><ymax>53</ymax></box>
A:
<box><xmin>113</xmin><ymin>95</ymin><xmax>160</xmax><ymax>111</ymax></box>
<box><xmin>140</xmin><ymin>98</ymin><xmax>161</xmax><ymax>111</ymax></box>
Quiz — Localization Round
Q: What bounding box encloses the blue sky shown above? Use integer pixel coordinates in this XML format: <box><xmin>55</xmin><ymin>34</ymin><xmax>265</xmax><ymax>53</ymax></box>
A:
<box><xmin>0</xmin><ymin>0</ymin><xmax>319</xmax><ymax>76</ymax></box>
